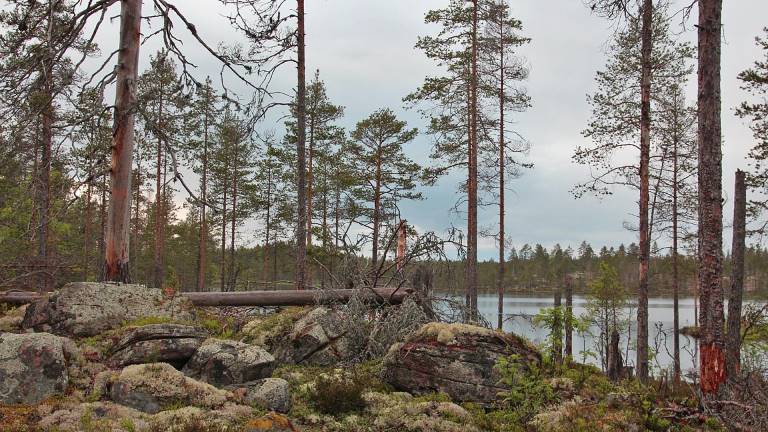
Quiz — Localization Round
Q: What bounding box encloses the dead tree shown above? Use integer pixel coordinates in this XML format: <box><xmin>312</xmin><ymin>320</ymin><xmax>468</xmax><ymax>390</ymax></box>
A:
<box><xmin>104</xmin><ymin>0</ymin><xmax>141</xmax><ymax>282</ymax></box>
<box><xmin>697</xmin><ymin>0</ymin><xmax>725</xmax><ymax>395</ymax></box>
<box><xmin>726</xmin><ymin>170</ymin><xmax>746</xmax><ymax>378</ymax></box>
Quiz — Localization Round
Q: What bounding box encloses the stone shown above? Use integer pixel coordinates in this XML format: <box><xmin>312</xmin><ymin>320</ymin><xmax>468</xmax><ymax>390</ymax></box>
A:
<box><xmin>149</xmin><ymin>403</ymin><xmax>254</xmax><ymax>431</ymax></box>
<box><xmin>22</xmin><ymin>282</ymin><xmax>194</xmax><ymax>337</ymax></box>
<box><xmin>230</xmin><ymin>378</ymin><xmax>291</xmax><ymax>413</ymax></box>
<box><xmin>183</xmin><ymin>338</ymin><xmax>276</xmax><ymax>388</ymax></box>
<box><xmin>0</xmin><ymin>304</ymin><xmax>27</xmax><ymax>332</ymax></box>
<box><xmin>382</xmin><ymin>322</ymin><xmax>541</xmax><ymax>404</ymax></box>
<box><xmin>37</xmin><ymin>401</ymin><xmax>149</xmax><ymax>432</ymax></box>
<box><xmin>107</xmin><ymin>323</ymin><xmax>208</xmax><ymax>368</ymax></box>
<box><xmin>272</xmin><ymin>307</ymin><xmax>355</xmax><ymax>366</ymax></box>
<box><xmin>0</xmin><ymin>332</ymin><xmax>78</xmax><ymax>404</ymax></box>
<box><xmin>110</xmin><ymin>362</ymin><xmax>230</xmax><ymax>414</ymax></box>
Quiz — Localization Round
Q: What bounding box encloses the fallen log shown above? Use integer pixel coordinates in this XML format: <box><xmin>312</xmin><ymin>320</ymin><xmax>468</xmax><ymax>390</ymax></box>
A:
<box><xmin>1</xmin><ymin>287</ymin><xmax>411</xmax><ymax>307</ymax></box>
<box><xmin>184</xmin><ymin>287</ymin><xmax>411</xmax><ymax>306</ymax></box>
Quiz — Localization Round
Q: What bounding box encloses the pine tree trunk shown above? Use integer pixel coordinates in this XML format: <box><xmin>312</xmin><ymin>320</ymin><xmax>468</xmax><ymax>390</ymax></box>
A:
<box><xmin>372</xmin><ymin>152</ymin><xmax>382</xmax><ymax>266</ymax></box>
<box><xmin>636</xmin><ymin>0</ymin><xmax>653</xmax><ymax>382</ymax></box>
<box><xmin>84</xmin><ymin>182</ymin><xmax>92</xmax><ymax>281</ymax></box>
<box><xmin>726</xmin><ymin>170</ymin><xmax>746</xmax><ymax>378</ymax></box>
<box><xmin>105</xmin><ymin>0</ymin><xmax>141</xmax><ymax>283</ymax></box>
<box><xmin>697</xmin><ymin>0</ymin><xmax>725</xmax><ymax>395</ymax></box>
<box><xmin>229</xmin><ymin>143</ymin><xmax>238</xmax><ymax>291</ymax></box>
<box><xmin>99</xmin><ymin>174</ymin><xmax>107</xmax><ymax>279</ymax></box>
<box><xmin>133</xmin><ymin>156</ymin><xmax>141</xmax><ymax>279</ymax></box>
<box><xmin>197</xmin><ymin>102</ymin><xmax>209</xmax><ymax>291</ymax></box>
<box><xmin>264</xmin><ymin>152</ymin><xmax>272</xmax><ymax>288</ymax></box>
<box><xmin>565</xmin><ymin>275</ymin><xmax>573</xmax><ymax>359</ymax></box>
<box><xmin>153</xmin><ymin>84</ymin><xmax>165</xmax><ymax>289</ymax></box>
<box><xmin>497</xmin><ymin>25</ymin><xmax>506</xmax><ymax>331</ymax></box>
<box><xmin>220</xmin><ymin>158</ymin><xmax>228</xmax><ymax>292</ymax></box>
<box><xmin>295</xmin><ymin>0</ymin><xmax>308</xmax><ymax>291</ymax></box>
<box><xmin>306</xmin><ymin>104</ymin><xmax>315</xmax><ymax>286</ymax></box>
<box><xmin>672</xmin><ymin>113</ymin><xmax>681</xmax><ymax>384</ymax></box>
<box><xmin>466</xmin><ymin>0</ymin><xmax>479</xmax><ymax>322</ymax></box>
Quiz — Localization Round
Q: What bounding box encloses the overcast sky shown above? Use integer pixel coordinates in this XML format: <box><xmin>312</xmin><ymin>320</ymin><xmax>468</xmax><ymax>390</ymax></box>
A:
<box><xmin>100</xmin><ymin>0</ymin><xmax>768</xmax><ymax>260</ymax></box>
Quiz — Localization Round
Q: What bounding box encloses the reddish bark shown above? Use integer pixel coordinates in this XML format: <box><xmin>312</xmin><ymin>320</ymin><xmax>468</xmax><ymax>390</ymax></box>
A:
<box><xmin>105</xmin><ymin>0</ymin><xmax>142</xmax><ymax>283</ymax></box>
<box><xmin>697</xmin><ymin>0</ymin><xmax>725</xmax><ymax>395</ymax></box>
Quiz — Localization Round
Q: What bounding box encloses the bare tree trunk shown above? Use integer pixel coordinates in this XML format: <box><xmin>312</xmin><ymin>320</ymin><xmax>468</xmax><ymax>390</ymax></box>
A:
<box><xmin>295</xmin><ymin>0</ymin><xmax>307</xmax><ymax>291</ymax></box>
<box><xmin>153</xmin><ymin>83</ymin><xmax>165</xmax><ymax>289</ymax></box>
<box><xmin>466</xmin><ymin>0</ymin><xmax>479</xmax><ymax>321</ymax></box>
<box><xmin>84</xmin><ymin>181</ymin><xmax>92</xmax><ymax>280</ymax></box>
<box><xmin>497</xmin><ymin>25</ymin><xmax>506</xmax><ymax>331</ymax></box>
<box><xmin>565</xmin><ymin>275</ymin><xmax>573</xmax><ymax>359</ymax></box>
<box><xmin>636</xmin><ymin>0</ymin><xmax>653</xmax><ymax>383</ymax></box>
<box><xmin>306</xmin><ymin>98</ymin><xmax>315</xmax><ymax>286</ymax></box>
<box><xmin>697</xmin><ymin>0</ymin><xmax>725</xmax><ymax>395</ymax></box>
<box><xmin>372</xmin><ymin>152</ymin><xmax>382</xmax><ymax>266</ymax></box>
<box><xmin>726</xmin><ymin>170</ymin><xmax>746</xmax><ymax>378</ymax></box>
<box><xmin>105</xmin><ymin>0</ymin><xmax>142</xmax><ymax>283</ymax></box>
<box><xmin>99</xmin><ymin>174</ymin><xmax>107</xmax><ymax>279</ymax></box>
<box><xmin>229</xmin><ymin>142</ymin><xmax>238</xmax><ymax>291</ymax></box>
<box><xmin>220</xmin><ymin>159</ymin><xmax>228</xmax><ymax>292</ymax></box>
<box><xmin>672</xmin><ymin>113</ymin><xmax>681</xmax><ymax>384</ymax></box>
<box><xmin>197</xmin><ymin>102</ymin><xmax>209</xmax><ymax>291</ymax></box>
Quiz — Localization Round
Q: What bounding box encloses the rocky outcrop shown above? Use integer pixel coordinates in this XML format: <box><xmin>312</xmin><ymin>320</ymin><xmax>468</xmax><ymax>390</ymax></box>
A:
<box><xmin>38</xmin><ymin>401</ymin><xmax>150</xmax><ymax>432</ymax></box>
<box><xmin>0</xmin><ymin>332</ymin><xmax>80</xmax><ymax>404</ymax></box>
<box><xmin>110</xmin><ymin>362</ymin><xmax>231</xmax><ymax>414</ymax></box>
<box><xmin>183</xmin><ymin>338</ymin><xmax>276</xmax><ymax>388</ymax></box>
<box><xmin>107</xmin><ymin>323</ymin><xmax>208</xmax><ymax>368</ymax></box>
<box><xmin>229</xmin><ymin>378</ymin><xmax>291</xmax><ymax>413</ymax></box>
<box><xmin>21</xmin><ymin>282</ymin><xmax>194</xmax><ymax>337</ymax></box>
<box><xmin>272</xmin><ymin>307</ymin><xmax>357</xmax><ymax>366</ymax></box>
<box><xmin>382</xmin><ymin>322</ymin><xmax>541</xmax><ymax>404</ymax></box>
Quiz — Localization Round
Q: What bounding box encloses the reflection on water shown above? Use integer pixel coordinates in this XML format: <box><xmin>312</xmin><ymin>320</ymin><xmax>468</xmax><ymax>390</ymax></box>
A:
<box><xmin>444</xmin><ymin>293</ymin><xmax>705</xmax><ymax>375</ymax></box>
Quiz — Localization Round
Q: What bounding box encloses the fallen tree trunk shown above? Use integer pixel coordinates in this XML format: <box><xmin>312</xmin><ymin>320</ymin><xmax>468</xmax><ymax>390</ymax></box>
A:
<box><xmin>1</xmin><ymin>287</ymin><xmax>411</xmax><ymax>307</ymax></box>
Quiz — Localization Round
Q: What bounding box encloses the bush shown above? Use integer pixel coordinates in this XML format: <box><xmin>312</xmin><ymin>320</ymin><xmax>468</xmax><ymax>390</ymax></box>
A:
<box><xmin>309</xmin><ymin>372</ymin><xmax>367</xmax><ymax>416</ymax></box>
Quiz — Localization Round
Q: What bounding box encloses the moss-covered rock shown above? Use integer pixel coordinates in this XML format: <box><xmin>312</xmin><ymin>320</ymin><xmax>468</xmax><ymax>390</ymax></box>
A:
<box><xmin>382</xmin><ymin>322</ymin><xmax>541</xmax><ymax>404</ymax></box>
<box><xmin>110</xmin><ymin>362</ymin><xmax>231</xmax><ymax>414</ymax></box>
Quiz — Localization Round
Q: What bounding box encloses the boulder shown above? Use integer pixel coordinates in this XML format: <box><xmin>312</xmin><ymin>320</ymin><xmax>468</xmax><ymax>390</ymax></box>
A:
<box><xmin>107</xmin><ymin>323</ymin><xmax>208</xmax><ymax>368</ymax></box>
<box><xmin>0</xmin><ymin>332</ymin><xmax>79</xmax><ymax>404</ymax></box>
<box><xmin>382</xmin><ymin>322</ymin><xmax>541</xmax><ymax>404</ymax></box>
<box><xmin>272</xmin><ymin>307</ymin><xmax>357</xmax><ymax>366</ymax></box>
<box><xmin>229</xmin><ymin>378</ymin><xmax>291</xmax><ymax>413</ymax></box>
<box><xmin>22</xmin><ymin>282</ymin><xmax>194</xmax><ymax>337</ymax></box>
<box><xmin>37</xmin><ymin>401</ymin><xmax>149</xmax><ymax>432</ymax></box>
<box><xmin>0</xmin><ymin>304</ymin><xmax>27</xmax><ymax>332</ymax></box>
<box><xmin>183</xmin><ymin>338</ymin><xmax>276</xmax><ymax>388</ymax></box>
<box><xmin>110</xmin><ymin>362</ymin><xmax>230</xmax><ymax>414</ymax></box>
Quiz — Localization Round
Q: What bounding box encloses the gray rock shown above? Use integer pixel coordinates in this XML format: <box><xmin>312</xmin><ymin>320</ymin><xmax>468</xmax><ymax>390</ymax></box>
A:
<box><xmin>273</xmin><ymin>307</ymin><xmax>355</xmax><ymax>366</ymax></box>
<box><xmin>110</xmin><ymin>362</ymin><xmax>230</xmax><ymax>414</ymax></box>
<box><xmin>0</xmin><ymin>332</ymin><xmax>77</xmax><ymax>404</ymax></box>
<box><xmin>183</xmin><ymin>338</ymin><xmax>276</xmax><ymax>388</ymax></box>
<box><xmin>108</xmin><ymin>323</ymin><xmax>208</xmax><ymax>368</ymax></box>
<box><xmin>22</xmin><ymin>282</ymin><xmax>194</xmax><ymax>337</ymax></box>
<box><xmin>382</xmin><ymin>322</ymin><xmax>541</xmax><ymax>404</ymax></box>
<box><xmin>230</xmin><ymin>378</ymin><xmax>291</xmax><ymax>413</ymax></box>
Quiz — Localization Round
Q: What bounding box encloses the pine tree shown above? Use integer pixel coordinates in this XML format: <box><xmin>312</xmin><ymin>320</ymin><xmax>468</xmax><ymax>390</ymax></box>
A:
<box><xmin>137</xmin><ymin>51</ymin><xmax>189</xmax><ymax>289</ymax></box>
<box><xmin>348</xmin><ymin>109</ymin><xmax>422</xmax><ymax>268</ymax></box>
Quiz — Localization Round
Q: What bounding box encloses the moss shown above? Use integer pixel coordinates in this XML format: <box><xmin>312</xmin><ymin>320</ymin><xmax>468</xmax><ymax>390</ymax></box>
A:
<box><xmin>122</xmin><ymin>315</ymin><xmax>177</xmax><ymax>327</ymax></box>
<box><xmin>241</xmin><ymin>307</ymin><xmax>308</xmax><ymax>346</ymax></box>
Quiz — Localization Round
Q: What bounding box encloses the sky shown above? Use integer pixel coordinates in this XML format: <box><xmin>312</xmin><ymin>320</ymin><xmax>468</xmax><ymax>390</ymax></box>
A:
<box><xmin>89</xmin><ymin>0</ymin><xmax>768</xmax><ymax>260</ymax></box>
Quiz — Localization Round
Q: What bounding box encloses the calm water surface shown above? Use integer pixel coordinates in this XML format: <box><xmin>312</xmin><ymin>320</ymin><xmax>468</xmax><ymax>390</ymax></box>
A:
<box><xmin>441</xmin><ymin>293</ymin><xmax>714</xmax><ymax>376</ymax></box>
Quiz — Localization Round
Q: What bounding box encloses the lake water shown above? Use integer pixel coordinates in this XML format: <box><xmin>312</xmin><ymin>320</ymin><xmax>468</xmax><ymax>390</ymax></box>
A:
<box><xmin>445</xmin><ymin>293</ymin><xmax>705</xmax><ymax>376</ymax></box>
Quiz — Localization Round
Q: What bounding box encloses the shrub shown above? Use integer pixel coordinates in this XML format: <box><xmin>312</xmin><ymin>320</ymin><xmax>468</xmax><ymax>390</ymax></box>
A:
<box><xmin>309</xmin><ymin>372</ymin><xmax>367</xmax><ymax>416</ymax></box>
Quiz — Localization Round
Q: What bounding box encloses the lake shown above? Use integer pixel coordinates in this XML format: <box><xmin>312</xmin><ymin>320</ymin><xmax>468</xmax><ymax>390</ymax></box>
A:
<box><xmin>443</xmin><ymin>293</ymin><xmax>705</xmax><ymax>376</ymax></box>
